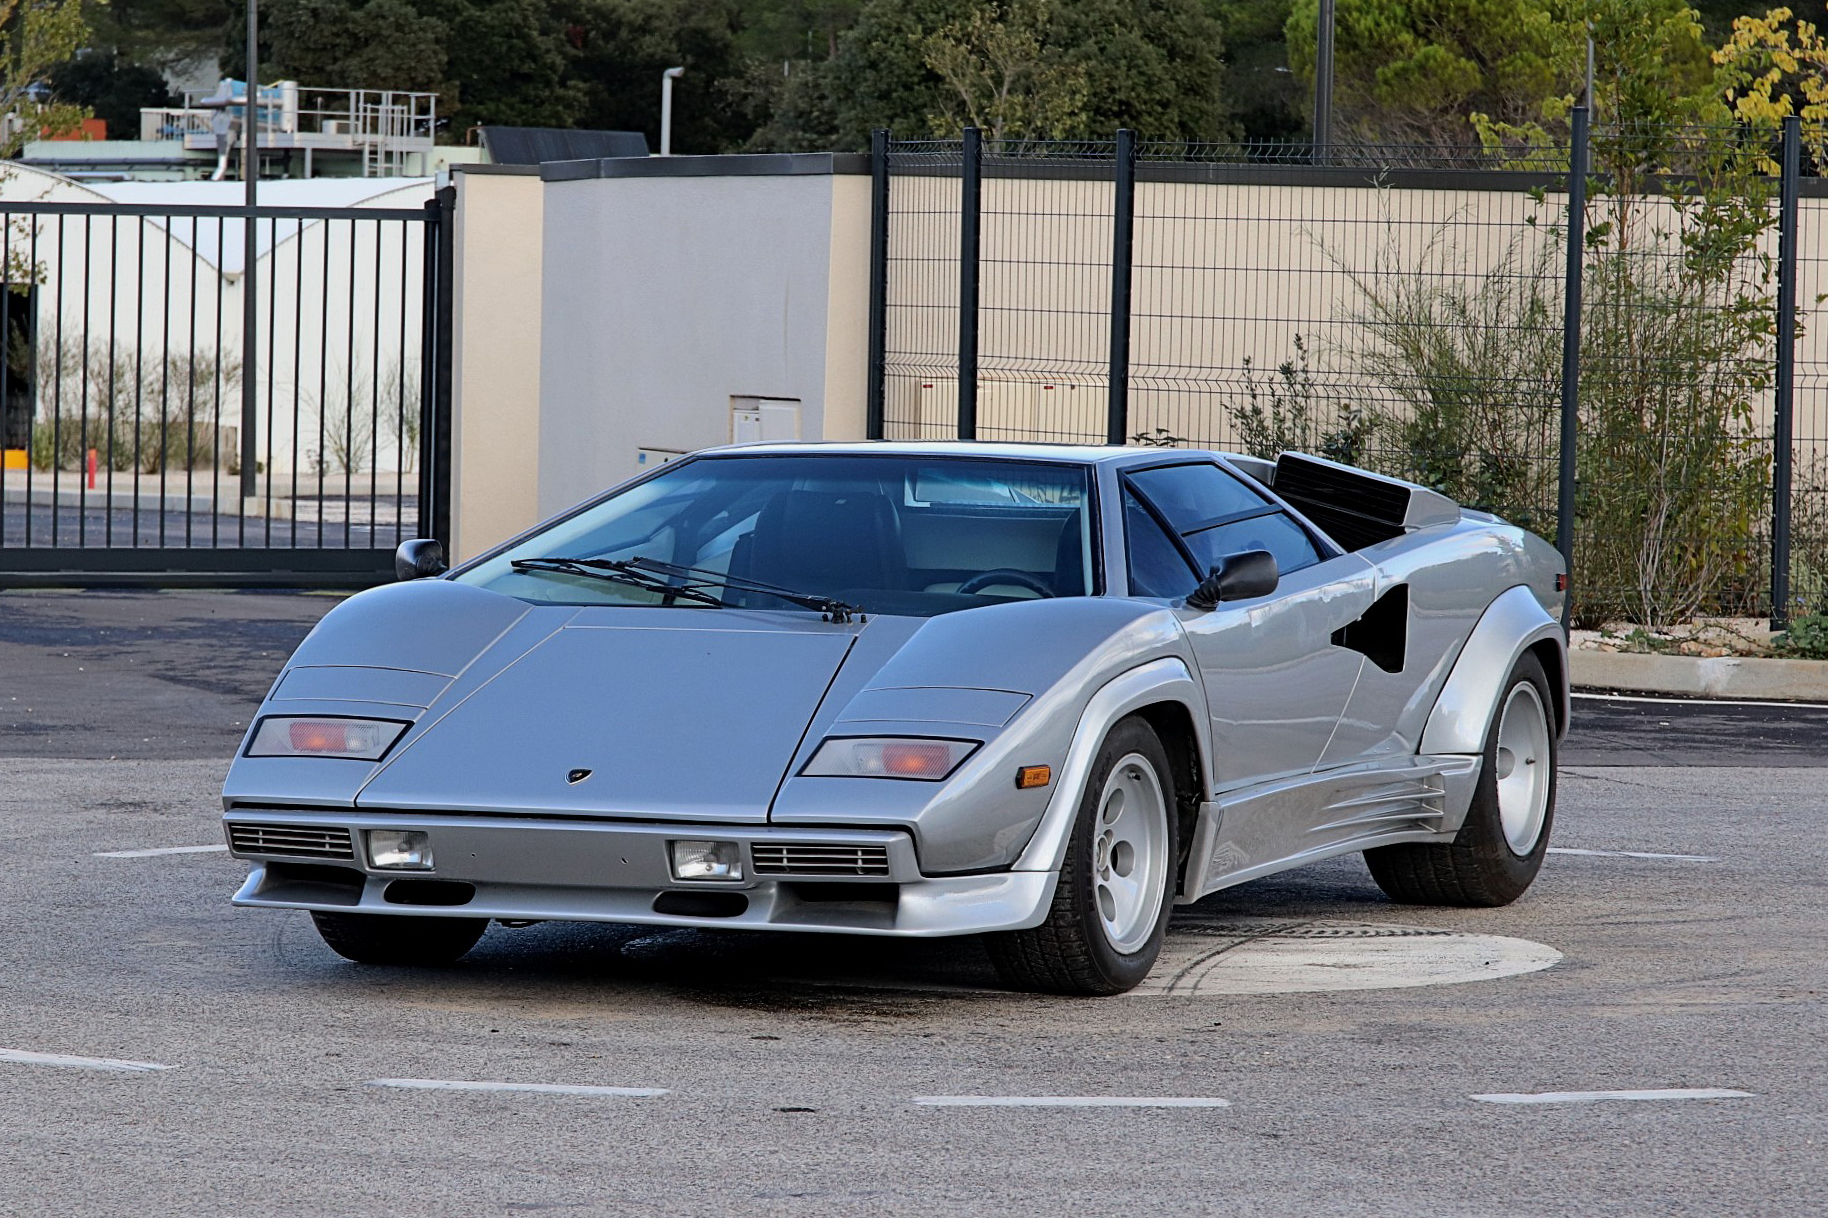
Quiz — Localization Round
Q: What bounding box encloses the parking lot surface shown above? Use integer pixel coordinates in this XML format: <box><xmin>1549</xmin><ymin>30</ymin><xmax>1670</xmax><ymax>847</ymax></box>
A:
<box><xmin>1</xmin><ymin>590</ymin><xmax>1823</xmax><ymax>1216</ymax></box>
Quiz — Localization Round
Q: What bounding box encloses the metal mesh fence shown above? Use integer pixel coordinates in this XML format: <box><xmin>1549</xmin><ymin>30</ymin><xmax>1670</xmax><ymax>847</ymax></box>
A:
<box><xmin>1788</xmin><ymin>190</ymin><xmax>1828</xmax><ymax>619</ymax></box>
<box><xmin>877</xmin><ymin>126</ymin><xmax>1820</xmax><ymax>626</ymax></box>
<box><xmin>881</xmin><ymin>144</ymin><xmax>962</xmax><ymax>439</ymax></box>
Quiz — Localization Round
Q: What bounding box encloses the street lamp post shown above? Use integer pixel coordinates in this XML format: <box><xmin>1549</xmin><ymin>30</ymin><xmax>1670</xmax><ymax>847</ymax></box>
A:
<box><xmin>660</xmin><ymin>67</ymin><xmax>685</xmax><ymax>156</ymax></box>
<box><xmin>240</xmin><ymin>0</ymin><xmax>259</xmax><ymax>498</ymax></box>
<box><xmin>1314</xmin><ymin>0</ymin><xmax>1335</xmax><ymax>159</ymax></box>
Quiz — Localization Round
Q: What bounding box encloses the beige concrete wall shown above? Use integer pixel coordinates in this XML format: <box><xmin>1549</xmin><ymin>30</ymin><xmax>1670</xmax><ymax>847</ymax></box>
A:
<box><xmin>823</xmin><ymin>173</ymin><xmax>873</xmax><ymax>440</ymax></box>
<box><xmin>534</xmin><ymin>164</ymin><xmax>867</xmax><ymax>517</ymax></box>
<box><xmin>450</xmin><ymin>167</ymin><xmax>544</xmax><ymax>561</ymax></box>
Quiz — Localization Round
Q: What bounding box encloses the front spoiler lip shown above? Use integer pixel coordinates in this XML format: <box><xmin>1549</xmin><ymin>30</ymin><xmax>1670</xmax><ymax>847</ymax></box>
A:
<box><xmin>222</xmin><ymin>809</ymin><xmax>1056</xmax><ymax>938</ymax></box>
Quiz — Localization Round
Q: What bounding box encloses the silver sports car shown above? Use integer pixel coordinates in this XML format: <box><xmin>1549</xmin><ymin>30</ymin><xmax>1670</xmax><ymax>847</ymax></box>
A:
<box><xmin>223</xmin><ymin>441</ymin><xmax>1567</xmax><ymax>995</ymax></box>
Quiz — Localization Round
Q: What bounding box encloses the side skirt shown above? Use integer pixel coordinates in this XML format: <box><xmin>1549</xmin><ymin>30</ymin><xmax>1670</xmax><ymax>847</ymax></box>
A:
<box><xmin>1178</xmin><ymin>755</ymin><xmax>1479</xmax><ymax>904</ymax></box>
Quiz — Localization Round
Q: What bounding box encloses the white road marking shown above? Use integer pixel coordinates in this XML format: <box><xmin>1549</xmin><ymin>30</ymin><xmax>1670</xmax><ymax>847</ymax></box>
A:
<box><xmin>1548</xmin><ymin>847</ymin><xmax>1714</xmax><ymax>862</ymax></box>
<box><xmin>0</xmin><ymin>1048</ymin><xmax>175</xmax><ymax>1073</ymax></box>
<box><xmin>366</xmin><ymin>1078</ymin><xmax>667</xmax><ymax>1097</ymax></box>
<box><xmin>94</xmin><ymin>844</ymin><xmax>229</xmax><ymax>858</ymax></box>
<box><xmin>1572</xmin><ymin>691</ymin><xmax>1828</xmax><ymax>710</ymax></box>
<box><xmin>911</xmin><ymin>1096</ymin><xmax>1230</xmax><ymax>1108</ymax></box>
<box><xmin>1473</xmin><ymin>1088</ymin><xmax>1752</xmax><ymax>1105</ymax></box>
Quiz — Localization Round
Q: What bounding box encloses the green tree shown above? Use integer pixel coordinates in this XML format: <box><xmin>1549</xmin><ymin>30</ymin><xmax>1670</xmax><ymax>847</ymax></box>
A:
<box><xmin>825</xmin><ymin>0</ymin><xmax>1228</xmax><ymax>148</ymax></box>
<box><xmin>49</xmin><ymin>51</ymin><xmax>176</xmax><ymax>139</ymax></box>
<box><xmin>561</xmin><ymin>0</ymin><xmax>749</xmax><ymax>152</ymax></box>
<box><xmin>921</xmin><ymin>0</ymin><xmax>1086</xmax><ymax>140</ymax></box>
<box><xmin>263</xmin><ymin>0</ymin><xmax>451</xmax><ymax>96</ymax></box>
<box><xmin>439</xmin><ymin>0</ymin><xmax>581</xmax><ymax>129</ymax></box>
<box><xmin>2</xmin><ymin>0</ymin><xmax>89</xmax><ymax>155</ymax></box>
<box><xmin>1212</xmin><ymin>0</ymin><xmax>1305</xmax><ymax>142</ymax></box>
<box><xmin>1285</xmin><ymin>0</ymin><xmax>1567</xmax><ymax>146</ymax></box>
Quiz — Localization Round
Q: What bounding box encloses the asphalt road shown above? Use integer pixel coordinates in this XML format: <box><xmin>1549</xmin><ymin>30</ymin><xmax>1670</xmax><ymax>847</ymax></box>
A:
<box><xmin>1</xmin><ymin>590</ymin><xmax>1824</xmax><ymax>1216</ymax></box>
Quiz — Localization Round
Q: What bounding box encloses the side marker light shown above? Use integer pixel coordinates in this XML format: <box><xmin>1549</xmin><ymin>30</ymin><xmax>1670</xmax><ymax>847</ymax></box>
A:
<box><xmin>1016</xmin><ymin>765</ymin><xmax>1052</xmax><ymax>790</ymax></box>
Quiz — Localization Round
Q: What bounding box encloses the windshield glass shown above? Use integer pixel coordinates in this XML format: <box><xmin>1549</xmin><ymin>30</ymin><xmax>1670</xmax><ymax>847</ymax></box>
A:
<box><xmin>457</xmin><ymin>454</ymin><xmax>1097</xmax><ymax>616</ymax></box>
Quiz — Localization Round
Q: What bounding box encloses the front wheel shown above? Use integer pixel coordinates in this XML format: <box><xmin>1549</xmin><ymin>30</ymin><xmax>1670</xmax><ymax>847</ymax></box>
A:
<box><xmin>1365</xmin><ymin>651</ymin><xmax>1557</xmax><ymax>907</ymax></box>
<box><xmin>988</xmin><ymin>716</ymin><xmax>1179</xmax><ymax>996</ymax></box>
<box><xmin>310</xmin><ymin>911</ymin><xmax>488</xmax><ymax>965</ymax></box>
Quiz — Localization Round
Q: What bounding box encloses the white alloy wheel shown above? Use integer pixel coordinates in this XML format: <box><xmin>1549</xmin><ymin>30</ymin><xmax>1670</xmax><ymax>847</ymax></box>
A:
<box><xmin>1494</xmin><ymin>681</ymin><xmax>1552</xmax><ymax>855</ymax></box>
<box><xmin>1090</xmin><ymin>752</ymin><xmax>1170</xmax><ymax>954</ymax></box>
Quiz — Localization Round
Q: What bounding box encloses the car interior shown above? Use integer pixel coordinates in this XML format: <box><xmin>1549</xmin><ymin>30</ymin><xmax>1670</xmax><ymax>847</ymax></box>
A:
<box><xmin>470</xmin><ymin>455</ymin><xmax>1096</xmax><ymax>616</ymax></box>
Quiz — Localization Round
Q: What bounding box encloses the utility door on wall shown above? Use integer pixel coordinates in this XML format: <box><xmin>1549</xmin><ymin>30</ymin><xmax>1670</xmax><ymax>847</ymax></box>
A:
<box><xmin>732</xmin><ymin>397</ymin><xmax>801</xmax><ymax>444</ymax></box>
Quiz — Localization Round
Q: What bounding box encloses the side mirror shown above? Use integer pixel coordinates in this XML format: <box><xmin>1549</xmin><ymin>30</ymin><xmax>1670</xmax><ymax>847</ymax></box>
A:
<box><xmin>394</xmin><ymin>538</ymin><xmax>448</xmax><ymax>582</ymax></box>
<box><xmin>1186</xmin><ymin>549</ymin><xmax>1278</xmax><ymax>610</ymax></box>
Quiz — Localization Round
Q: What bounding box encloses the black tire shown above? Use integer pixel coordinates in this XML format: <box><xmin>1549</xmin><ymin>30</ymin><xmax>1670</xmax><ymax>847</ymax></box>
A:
<box><xmin>988</xmin><ymin>716</ymin><xmax>1180</xmax><ymax>996</ymax></box>
<box><xmin>310</xmin><ymin>911</ymin><xmax>488</xmax><ymax>965</ymax></box>
<box><xmin>1365</xmin><ymin>651</ymin><xmax>1557</xmax><ymax>907</ymax></box>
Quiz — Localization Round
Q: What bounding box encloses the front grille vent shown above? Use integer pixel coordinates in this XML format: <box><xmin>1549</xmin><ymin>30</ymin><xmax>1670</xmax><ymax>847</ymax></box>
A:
<box><xmin>752</xmin><ymin>843</ymin><xmax>891</xmax><ymax>877</ymax></box>
<box><xmin>228</xmin><ymin>822</ymin><xmax>356</xmax><ymax>861</ymax></box>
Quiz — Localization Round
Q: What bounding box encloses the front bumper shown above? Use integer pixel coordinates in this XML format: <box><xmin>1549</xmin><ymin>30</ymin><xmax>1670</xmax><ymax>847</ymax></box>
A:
<box><xmin>223</xmin><ymin>809</ymin><xmax>1056</xmax><ymax>938</ymax></box>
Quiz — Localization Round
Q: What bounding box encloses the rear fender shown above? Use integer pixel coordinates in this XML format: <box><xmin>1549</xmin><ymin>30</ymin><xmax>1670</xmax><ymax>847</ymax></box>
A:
<box><xmin>1010</xmin><ymin>658</ymin><xmax>1208</xmax><ymax>873</ymax></box>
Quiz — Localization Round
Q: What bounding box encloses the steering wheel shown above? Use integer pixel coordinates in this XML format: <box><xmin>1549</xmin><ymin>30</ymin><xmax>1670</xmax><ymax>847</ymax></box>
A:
<box><xmin>955</xmin><ymin>568</ymin><xmax>1057</xmax><ymax>598</ymax></box>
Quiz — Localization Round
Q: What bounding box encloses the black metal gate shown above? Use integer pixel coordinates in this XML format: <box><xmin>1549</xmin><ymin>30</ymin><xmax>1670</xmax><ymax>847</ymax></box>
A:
<box><xmin>0</xmin><ymin>187</ymin><xmax>453</xmax><ymax>587</ymax></box>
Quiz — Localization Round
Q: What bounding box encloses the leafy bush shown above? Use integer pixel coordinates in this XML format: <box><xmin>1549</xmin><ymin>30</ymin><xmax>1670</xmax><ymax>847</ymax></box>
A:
<box><xmin>1772</xmin><ymin>612</ymin><xmax>1828</xmax><ymax>660</ymax></box>
<box><xmin>29</xmin><ymin>338</ymin><xmax>238</xmax><ymax>473</ymax></box>
<box><xmin>1333</xmin><ymin>222</ymin><xmax>1563</xmax><ymax>533</ymax></box>
<box><xmin>1225</xmin><ymin>334</ymin><xmax>1373</xmax><ymax>466</ymax></box>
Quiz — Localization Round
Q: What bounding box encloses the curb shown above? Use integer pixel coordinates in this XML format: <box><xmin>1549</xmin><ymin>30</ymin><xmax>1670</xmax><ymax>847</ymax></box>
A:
<box><xmin>1571</xmin><ymin>650</ymin><xmax>1828</xmax><ymax>702</ymax></box>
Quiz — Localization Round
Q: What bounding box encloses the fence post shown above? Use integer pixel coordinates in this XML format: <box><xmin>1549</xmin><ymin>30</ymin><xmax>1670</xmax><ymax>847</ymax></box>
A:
<box><xmin>417</xmin><ymin>187</ymin><xmax>456</xmax><ymax>549</ymax></box>
<box><xmin>1107</xmin><ymin>129</ymin><xmax>1136</xmax><ymax>446</ymax></box>
<box><xmin>958</xmin><ymin>127</ymin><xmax>981</xmax><ymax>440</ymax></box>
<box><xmin>866</xmin><ymin>129</ymin><xmax>890</xmax><ymax>440</ymax></box>
<box><xmin>1773</xmin><ymin>114</ymin><xmax>1801</xmax><ymax>631</ymax></box>
<box><xmin>1555</xmin><ymin>105</ymin><xmax>1589</xmax><ymax>628</ymax></box>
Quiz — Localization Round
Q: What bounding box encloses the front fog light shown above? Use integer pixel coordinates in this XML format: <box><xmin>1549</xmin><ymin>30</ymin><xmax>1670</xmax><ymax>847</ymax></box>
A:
<box><xmin>369</xmin><ymin>829</ymin><xmax>433</xmax><ymax>870</ymax></box>
<box><xmin>670</xmin><ymin>840</ymin><xmax>742</xmax><ymax>882</ymax></box>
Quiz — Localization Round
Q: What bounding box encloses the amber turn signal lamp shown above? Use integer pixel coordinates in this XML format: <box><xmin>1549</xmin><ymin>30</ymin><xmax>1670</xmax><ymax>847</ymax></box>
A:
<box><xmin>1015</xmin><ymin>765</ymin><xmax>1052</xmax><ymax>790</ymax></box>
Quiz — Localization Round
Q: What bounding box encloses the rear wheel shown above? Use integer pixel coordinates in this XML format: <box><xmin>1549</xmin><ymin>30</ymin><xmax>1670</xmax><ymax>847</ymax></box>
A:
<box><xmin>988</xmin><ymin>716</ymin><xmax>1179</xmax><ymax>996</ymax></box>
<box><xmin>1365</xmin><ymin>652</ymin><xmax>1557</xmax><ymax>906</ymax></box>
<box><xmin>310</xmin><ymin>911</ymin><xmax>488</xmax><ymax>965</ymax></box>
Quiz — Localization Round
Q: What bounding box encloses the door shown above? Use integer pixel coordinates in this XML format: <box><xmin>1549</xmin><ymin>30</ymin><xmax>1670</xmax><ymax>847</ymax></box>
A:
<box><xmin>1121</xmin><ymin>461</ymin><xmax>1373</xmax><ymax>789</ymax></box>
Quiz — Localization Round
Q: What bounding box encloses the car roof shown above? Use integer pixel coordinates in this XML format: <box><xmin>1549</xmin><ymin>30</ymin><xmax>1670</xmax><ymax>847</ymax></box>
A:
<box><xmin>691</xmin><ymin>439</ymin><xmax>1234</xmax><ymax>466</ymax></box>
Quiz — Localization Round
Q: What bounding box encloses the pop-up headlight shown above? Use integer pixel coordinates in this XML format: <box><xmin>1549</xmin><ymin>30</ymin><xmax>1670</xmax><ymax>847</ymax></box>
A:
<box><xmin>801</xmin><ymin>737</ymin><xmax>978</xmax><ymax>781</ymax></box>
<box><xmin>246</xmin><ymin>716</ymin><xmax>409</xmax><ymax>760</ymax></box>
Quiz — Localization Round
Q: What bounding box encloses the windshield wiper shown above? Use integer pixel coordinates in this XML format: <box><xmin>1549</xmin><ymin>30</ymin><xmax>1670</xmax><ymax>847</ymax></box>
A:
<box><xmin>508</xmin><ymin>557</ymin><xmax>729</xmax><ymax>609</ymax></box>
<box><xmin>622</xmin><ymin>556</ymin><xmax>864</xmax><ymax>623</ymax></box>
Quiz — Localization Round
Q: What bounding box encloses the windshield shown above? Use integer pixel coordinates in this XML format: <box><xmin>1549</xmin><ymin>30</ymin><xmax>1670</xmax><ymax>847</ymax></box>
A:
<box><xmin>458</xmin><ymin>454</ymin><xmax>1097</xmax><ymax>617</ymax></box>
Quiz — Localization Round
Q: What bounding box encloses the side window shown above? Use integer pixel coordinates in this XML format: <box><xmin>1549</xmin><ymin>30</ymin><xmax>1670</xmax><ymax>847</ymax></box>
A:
<box><xmin>1127</xmin><ymin>462</ymin><xmax>1268</xmax><ymax>530</ymax></box>
<box><xmin>1128</xmin><ymin>460</ymin><xmax>1326</xmax><ymax>579</ymax></box>
<box><xmin>1124</xmin><ymin>490</ymin><xmax>1199</xmax><ymax>599</ymax></box>
<box><xmin>1182</xmin><ymin>512</ymin><xmax>1322</xmax><ymax>577</ymax></box>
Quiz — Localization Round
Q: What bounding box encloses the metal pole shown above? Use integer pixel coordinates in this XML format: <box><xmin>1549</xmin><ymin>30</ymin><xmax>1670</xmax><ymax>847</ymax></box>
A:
<box><xmin>1314</xmin><ymin>0</ymin><xmax>1335</xmax><ymax>160</ymax></box>
<box><xmin>866</xmin><ymin>128</ymin><xmax>890</xmax><ymax>440</ymax></box>
<box><xmin>957</xmin><ymin>126</ymin><xmax>981</xmax><ymax>440</ymax></box>
<box><xmin>1107</xmin><ymin>128</ymin><xmax>1135</xmax><ymax>446</ymax></box>
<box><xmin>240</xmin><ymin>0</ymin><xmax>258</xmax><ymax>498</ymax></box>
<box><xmin>660</xmin><ymin>67</ymin><xmax>685</xmax><ymax>156</ymax></box>
<box><xmin>1772</xmin><ymin>114</ymin><xmax>1801</xmax><ymax>630</ymax></box>
<box><xmin>430</xmin><ymin>185</ymin><xmax>456</xmax><ymax>550</ymax></box>
<box><xmin>1555</xmin><ymin>105</ymin><xmax>1589</xmax><ymax>628</ymax></box>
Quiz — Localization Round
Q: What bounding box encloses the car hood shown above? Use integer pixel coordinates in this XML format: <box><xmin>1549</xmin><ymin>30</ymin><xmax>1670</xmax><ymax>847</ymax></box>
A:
<box><xmin>355</xmin><ymin>610</ymin><xmax>858</xmax><ymax>822</ymax></box>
